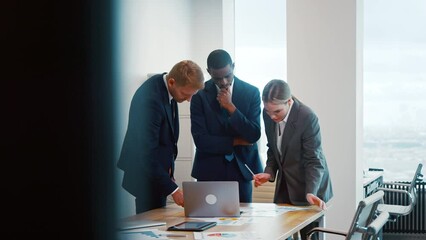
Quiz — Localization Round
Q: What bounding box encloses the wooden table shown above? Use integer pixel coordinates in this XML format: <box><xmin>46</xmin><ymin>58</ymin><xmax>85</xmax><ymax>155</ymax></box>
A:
<box><xmin>119</xmin><ymin>203</ymin><xmax>325</xmax><ymax>240</ymax></box>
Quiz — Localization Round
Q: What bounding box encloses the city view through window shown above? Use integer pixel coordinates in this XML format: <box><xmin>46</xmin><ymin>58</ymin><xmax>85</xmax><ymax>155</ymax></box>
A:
<box><xmin>363</xmin><ymin>0</ymin><xmax>426</xmax><ymax>181</ymax></box>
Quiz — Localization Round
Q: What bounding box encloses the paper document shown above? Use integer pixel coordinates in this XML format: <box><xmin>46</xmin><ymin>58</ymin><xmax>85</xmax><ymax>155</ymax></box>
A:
<box><xmin>241</xmin><ymin>205</ymin><xmax>311</xmax><ymax>217</ymax></box>
<box><xmin>191</xmin><ymin>217</ymin><xmax>254</xmax><ymax>226</ymax></box>
<box><xmin>118</xmin><ymin>229</ymin><xmax>187</xmax><ymax>240</ymax></box>
<box><xmin>194</xmin><ymin>232</ymin><xmax>261</xmax><ymax>240</ymax></box>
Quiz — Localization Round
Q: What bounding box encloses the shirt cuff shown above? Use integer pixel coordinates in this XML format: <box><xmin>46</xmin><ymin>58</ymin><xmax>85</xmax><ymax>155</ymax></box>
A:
<box><xmin>170</xmin><ymin>187</ymin><xmax>179</xmax><ymax>195</ymax></box>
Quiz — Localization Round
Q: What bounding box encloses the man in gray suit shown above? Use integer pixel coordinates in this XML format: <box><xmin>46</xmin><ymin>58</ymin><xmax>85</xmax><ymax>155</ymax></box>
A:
<box><xmin>254</xmin><ymin>79</ymin><xmax>333</xmax><ymax>240</ymax></box>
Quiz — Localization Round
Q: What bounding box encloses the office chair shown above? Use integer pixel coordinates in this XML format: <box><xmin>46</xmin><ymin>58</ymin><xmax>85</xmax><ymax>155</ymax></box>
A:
<box><xmin>376</xmin><ymin>163</ymin><xmax>423</xmax><ymax>221</ymax></box>
<box><xmin>307</xmin><ymin>190</ymin><xmax>386</xmax><ymax>240</ymax></box>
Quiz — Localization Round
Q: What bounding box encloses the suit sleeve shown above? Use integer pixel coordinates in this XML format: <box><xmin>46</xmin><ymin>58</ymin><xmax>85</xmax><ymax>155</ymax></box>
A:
<box><xmin>264</xmin><ymin>144</ymin><xmax>279</xmax><ymax>182</ymax></box>
<box><xmin>122</xmin><ymin>93</ymin><xmax>177</xmax><ymax>196</ymax></box>
<box><xmin>262</xmin><ymin>111</ymin><xmax>279</xmax><ymax>182</ymax></box>
<box><xmin>301</xmin><ymin>112</ymin><xmax>326</xmax><ymax>196</ymax></box>
<box><xmin>228</xmin><ymin>87</ymin><xmax>261</xmax><ymax>143</ymax></box>
<box><xmin>190</xmin><ymin>92</ymin><xmax>234</xmax><ymax>154</ymax></box>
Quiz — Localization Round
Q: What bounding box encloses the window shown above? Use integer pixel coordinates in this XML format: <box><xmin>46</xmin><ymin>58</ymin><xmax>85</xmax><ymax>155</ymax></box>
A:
<box><xmin>363</xmin><ymin>0</ymin><xmax>426</xmax><ymax>181</ymax></box>
<box><xmin>235</xmin><ymin>0</ymin><xmax>286</xmax><ymax>164</ymax></box>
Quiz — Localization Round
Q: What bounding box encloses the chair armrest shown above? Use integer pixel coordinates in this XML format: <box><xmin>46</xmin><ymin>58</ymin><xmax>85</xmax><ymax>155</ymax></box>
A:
<box><xmin>376</xmin><ymin>187</ymin><xmax>414</xmax><ymax>206</ymax></box>
<box><xmin>367</xmin><ymin>212</ymin><xmax>390</xmax><ymax>235</ymax></box>
<box><xmin>307</xmin><ymin>227</ymin><xmax>347</xmax><ymax>240</ymax></box>
<box><xmin>376</xmin><ymin>187</ymin><xmax>411</xmax><ymax>196</ymax></box>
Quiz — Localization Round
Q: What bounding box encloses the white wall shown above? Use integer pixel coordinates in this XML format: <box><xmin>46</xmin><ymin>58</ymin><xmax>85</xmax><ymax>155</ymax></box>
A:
<box><xmin>287</xmin><ymin>0</ymin><xmax>364</xmax><ymax>235</ymax></box>
<box><xmin>190</xmin><ymin>0</ymin><xmax>234</xmax><ymax>67</ymax></box>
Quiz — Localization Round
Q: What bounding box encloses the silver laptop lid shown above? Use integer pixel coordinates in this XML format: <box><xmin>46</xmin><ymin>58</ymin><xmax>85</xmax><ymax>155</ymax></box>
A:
<box><xmin>117</xmin><ymin>219</ymin><xmax>166</xmax><ymax>230</ymax></box>
<box><xmin>183</xmin><ymin>181</ymin><xmax>240</xmax><ymax>217</ymax></box>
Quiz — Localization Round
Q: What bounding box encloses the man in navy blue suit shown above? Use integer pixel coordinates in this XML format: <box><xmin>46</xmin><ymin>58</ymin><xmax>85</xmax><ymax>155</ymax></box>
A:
<box><xmin>118</xmin><ymin>60</ymin><xmax>205</xmax><ymax>213</ymax></box>
<box><xmin>190</xmin><ymin>49</ymin><xmax>263</xmax><ymax>202</ymax></box>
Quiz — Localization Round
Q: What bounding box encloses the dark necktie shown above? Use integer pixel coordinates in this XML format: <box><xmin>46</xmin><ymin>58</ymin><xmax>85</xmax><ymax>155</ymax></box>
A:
<box><xmin>171</xmin><ymin>99</ymin><xmax>177</xmax><ymax>121</ymax></box>
<box><xmin>278</xmin><ymin>122</ymin><xmax>282</xmax><ymax>136</ymax></box>
<box><xmin>170</xmin><ymin>99</ymin><xmax>178</xmax><ymax>159</ymax></box>
<box><xmin>222</xmin><ymin>108</ymin><xmax>234</xmax><ymax>161</ymax></box>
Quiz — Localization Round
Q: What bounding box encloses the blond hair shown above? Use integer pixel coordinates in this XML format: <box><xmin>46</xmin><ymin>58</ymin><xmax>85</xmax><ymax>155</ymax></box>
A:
<box><xmin>168</xmin><ymin>60</ymin><xmax>204</xmax><ymax>89</ymax></box>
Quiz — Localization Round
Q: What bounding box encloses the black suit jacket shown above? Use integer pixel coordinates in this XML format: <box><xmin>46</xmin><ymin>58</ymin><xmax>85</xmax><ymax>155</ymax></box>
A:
<box><xmin>263</xmin><ymin>97</ymin><xmax>333</xmax><ymax>205</ymax></box>
<box><xmin>117</xmin><ymin>74</ymin><xmax>179</xmax><ymax>206</ymax></box>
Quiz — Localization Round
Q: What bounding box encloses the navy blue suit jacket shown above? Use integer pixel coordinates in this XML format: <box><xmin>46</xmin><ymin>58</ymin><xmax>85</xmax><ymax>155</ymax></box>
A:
<box><xmin>117</xmin><ymin>74</ymin><xmax>179</xmax><ymax>208</ymax></box>
<box><xmin>190</xmin><ymin>77</ymin><xmax>263</xmax><ymax>182</ymax></box>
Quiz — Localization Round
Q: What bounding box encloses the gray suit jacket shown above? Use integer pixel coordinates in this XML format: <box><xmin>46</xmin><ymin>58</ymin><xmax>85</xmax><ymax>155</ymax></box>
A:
<box><xmin>263</xmin><ymin>97</ymin><xmax>333</xmax><ymax>205</ymax></box>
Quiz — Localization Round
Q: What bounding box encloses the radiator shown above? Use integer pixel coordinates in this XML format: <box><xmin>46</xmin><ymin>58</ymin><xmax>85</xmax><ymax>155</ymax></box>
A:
<box><xmin>382</xmin><ymin>181</ymin><xmax>425</xmax><ymax>234</ymax></box>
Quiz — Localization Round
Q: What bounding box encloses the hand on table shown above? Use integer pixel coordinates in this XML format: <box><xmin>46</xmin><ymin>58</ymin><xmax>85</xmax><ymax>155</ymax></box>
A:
<box><xmin>306</xmin><ymin>193</ymin><xmax>327</xmax><ymax>210</ymax></box>
<box><xmin>172</xmin><ymin>189</ymin><xmax>184</xmax><ymax>207</ymax></box>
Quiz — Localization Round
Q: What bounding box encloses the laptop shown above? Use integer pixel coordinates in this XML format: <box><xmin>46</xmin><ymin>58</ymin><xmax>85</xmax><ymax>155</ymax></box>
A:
<box><xmin>183</xmin><ymin>181</ymin><xmax>240</xmax><ymax>217</ymax></box>
<box><xmin>117</xmin><ymin>219</ymin><xmax>166</xmax><ymax>230</ymax></box>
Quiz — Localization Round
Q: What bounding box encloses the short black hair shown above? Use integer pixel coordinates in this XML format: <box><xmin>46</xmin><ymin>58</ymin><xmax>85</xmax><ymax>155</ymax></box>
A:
<box><xmin>207</xmin><ymin>49</ymin><xmax>233</xmax><ymax>69</ymax></box>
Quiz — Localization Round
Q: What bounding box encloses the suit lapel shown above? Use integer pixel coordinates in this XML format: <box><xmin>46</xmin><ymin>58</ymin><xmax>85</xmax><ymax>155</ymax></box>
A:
<box><xmin>264</xmin><ymin>113</ymin><xmax>283</xmax><ymax>171</ymax></box>
<box><xmin>280</xmin><ymin>99</ymin><xmax>299</xmax><ymax>163</ymax></box>
<box><xmin>272</xmin><ymin>122</ymin><xmax>283</xmax><ymax>169</ymax></box>
<box><xmin>205</xmin><ymin>81</ymin><xmax>228</xmax><ymax>126</ymax></box>
<box><xmin>280</xmin><ymin>123</ymin><xmax>293</xmax><ymax>163</ymax></box>
<box><xmin>160</xmin><ymin>78</ymin><xmax>177</xmax><ymax>137</ymax></box>
<box><xmin>231</xmin><ymin>78</ymin><xmax>241</xmax><ymax>108</ymax></box>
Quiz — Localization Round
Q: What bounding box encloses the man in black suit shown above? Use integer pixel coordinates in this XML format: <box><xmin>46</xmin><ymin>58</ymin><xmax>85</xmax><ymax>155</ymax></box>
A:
<box><xmin>118</xmin><ymin>60</ymin><xmax>205</xmax><ymax>213</ymax></box>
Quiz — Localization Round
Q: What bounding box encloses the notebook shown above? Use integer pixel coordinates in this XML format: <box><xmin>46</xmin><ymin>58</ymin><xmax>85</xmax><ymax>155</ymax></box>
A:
<box><xmin>117</xmin><ymin>219</ymin><xmax>166</xmax><ymax>230</ymax></box>
<box><xmin>183</xmin><ymin>181</ymin><xmax>240</xmax><ymax>217</ymax></box>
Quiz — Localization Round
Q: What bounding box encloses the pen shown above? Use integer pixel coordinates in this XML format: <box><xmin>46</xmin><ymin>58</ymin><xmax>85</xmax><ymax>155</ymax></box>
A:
<box><xmin>244</xmin><ymin>164</ymin><xmax>255</xmax><ymax>176</ymax></box>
